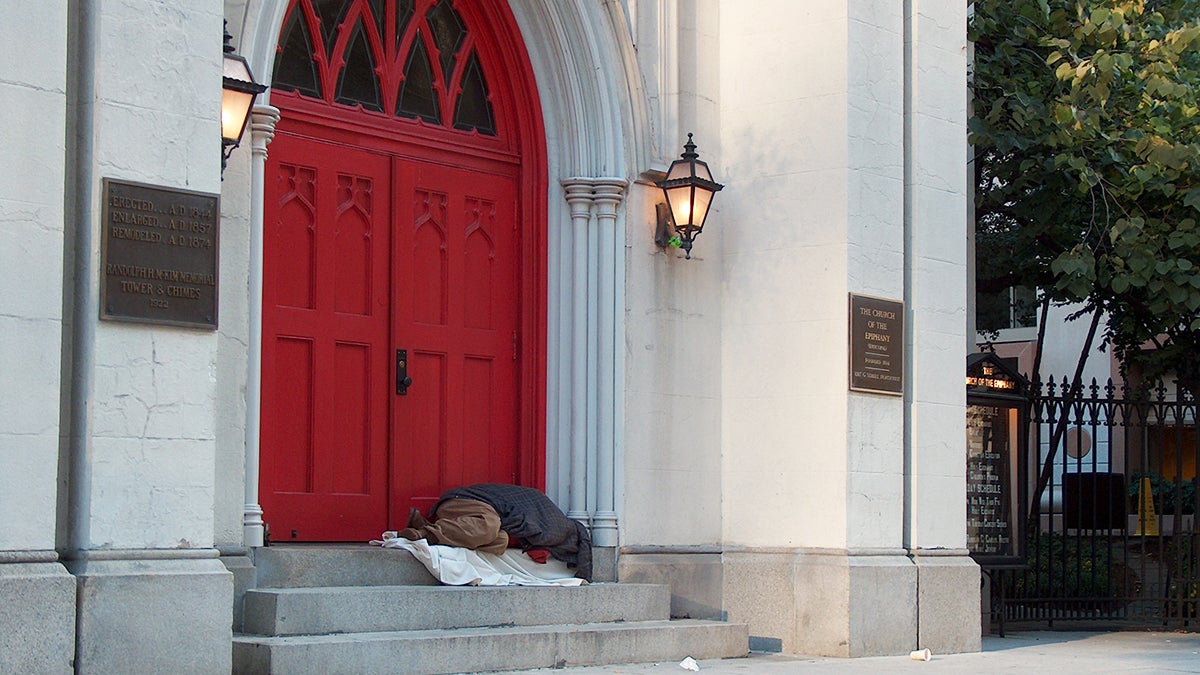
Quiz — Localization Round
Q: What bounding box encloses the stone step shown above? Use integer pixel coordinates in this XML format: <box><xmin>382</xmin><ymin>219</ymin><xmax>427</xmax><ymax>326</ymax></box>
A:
<box><xmin>252</xmin><ymin>544</ymin><xmax>437</xmax><ymax>588</ymax></box>
<box><xmin>242</xmin><ymin>582</ymin><xmax>671</xmax><ymax>636</ymax></box>
<box><xmin>233</xmin><ymin>619</ymin><xmax>749</xmax><ymax>675</ymax></box>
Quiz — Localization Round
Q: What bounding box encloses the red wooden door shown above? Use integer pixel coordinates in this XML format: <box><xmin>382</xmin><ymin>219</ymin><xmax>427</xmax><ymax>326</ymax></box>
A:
<box><xmin>262</xmin><ymin>136</ymin><xmax>391</xmax><ymax>541</ymax></box>
<box><xmin>260</xmin><ymin>0</ymin><xmax>546</xmax><ymax>542</ymax></box>
<box><xmin>389</xmin><ymin>161</ymin><xmax>520</xmax><ymax>520</ymax></box>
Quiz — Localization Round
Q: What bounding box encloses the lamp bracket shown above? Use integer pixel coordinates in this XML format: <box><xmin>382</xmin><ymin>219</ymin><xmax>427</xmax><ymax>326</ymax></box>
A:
<box><xmin>654</xmin><ymin>202</ymin><xmax>673</xmax><ymax>248</ymax></box>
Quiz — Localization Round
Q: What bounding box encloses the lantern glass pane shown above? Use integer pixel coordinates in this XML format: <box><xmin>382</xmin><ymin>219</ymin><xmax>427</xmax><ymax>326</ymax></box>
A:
<box><xmin>223</xmin><ymin>55</ymin><xmax>253</xmax><ymax>82</ymax></box>
<box><xmin>691</xmin><ymin>187</ymin><xmax>714</xmax><ymax>228</ymax></box>
<box><xmin>695</xmin><ymin>161</ymin><xmax>713</xmax><ymax>182</ymax></box>
<box><xmin>666</xmin><ymin>160</ymin><xmax>693</xmax><ymax>181</ymax></box>
<box><xmin>221</xmin><ymin>89</ymin><xmax>255</xmax><ymax>141</ymax></box>
<box><xmin>665</xmin><ymin>184</ymin><xmax>694</xmax><ymax>228</ymax></box>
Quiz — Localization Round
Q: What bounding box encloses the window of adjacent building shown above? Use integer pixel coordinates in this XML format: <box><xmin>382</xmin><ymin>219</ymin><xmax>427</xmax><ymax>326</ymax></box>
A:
<box><xmin>976</xmin><ymin>284</ymin><xmax>1038</xmax><ymax>342</ymax></box>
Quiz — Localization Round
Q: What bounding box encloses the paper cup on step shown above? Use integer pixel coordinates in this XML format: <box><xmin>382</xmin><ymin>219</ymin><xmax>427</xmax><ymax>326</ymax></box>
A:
<box><xmin>910</xmin><ymin>648</ymin><xmax>932</xmax><ymax>661</ymax></box>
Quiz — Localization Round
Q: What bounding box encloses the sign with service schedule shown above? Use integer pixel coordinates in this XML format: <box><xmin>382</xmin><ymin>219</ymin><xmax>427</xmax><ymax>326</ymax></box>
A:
<box><xmin>849</xmin><ymin>293</ymin><xmax>904</xmax><ymax>395</ymax></box>
<box><xmin>100</xmin><ymin>179</ymin><xmax>220</xmax><ymax>329</ymax></box>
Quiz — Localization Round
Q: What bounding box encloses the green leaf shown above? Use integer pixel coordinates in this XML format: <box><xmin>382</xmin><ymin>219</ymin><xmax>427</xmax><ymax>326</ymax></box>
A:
<box><xmin>1185</xmin><ymin>188</ymin><xmax>1200</xmax><ymax>213</ymax></box>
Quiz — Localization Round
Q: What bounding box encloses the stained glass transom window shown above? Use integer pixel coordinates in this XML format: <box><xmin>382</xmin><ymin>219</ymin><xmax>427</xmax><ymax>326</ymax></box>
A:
<box><xmin>273</xmin><ymin>0</ymin><xmax>497</xmax><ymax>136</ymax></box>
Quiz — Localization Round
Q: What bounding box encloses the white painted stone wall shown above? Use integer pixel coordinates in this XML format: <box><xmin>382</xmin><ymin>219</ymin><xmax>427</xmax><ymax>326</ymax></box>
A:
<box><xmin>906</xmin><ymin>0</ymin><xmax>970</xmax><ymax>551</ymax></box>
<box><xmin>716</xmin><ymin>0</ymin><xmax>968</xmax><ymax>552</ymax></box>
<box><xmin>621</xmin><ymin>0</ymin><xmax>726</xmax><ymax>547</ymax></box>
<box><xmin>0</xmin><ymin>3</ymin><xmax>68</xmax><ymax>553</ymax></box>
<box><xmin>846</xmin><ymin>1</ymin><xmax>908</xmax><ymax>551</ymax></box>
<box><xmin>74</xmin><ymin>0</ymin><xmax>224</xmax><ymax>551</ymax></box>
<box><xmin>720</xmin><ymin>0</ymin><xmax>859</xmax><ymax>549</ymax></box>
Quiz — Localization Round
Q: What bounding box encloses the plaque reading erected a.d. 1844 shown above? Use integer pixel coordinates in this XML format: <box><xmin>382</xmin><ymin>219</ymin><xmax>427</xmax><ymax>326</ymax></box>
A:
<box><xmin>101</xmin><ymin>179</ymin><xmax>220</xmax><ymax>329</ymax></box>
<box><xmin>849</xmin><ymin>293</ymin><xmax>904</xmax><ymax>395</ymax></box>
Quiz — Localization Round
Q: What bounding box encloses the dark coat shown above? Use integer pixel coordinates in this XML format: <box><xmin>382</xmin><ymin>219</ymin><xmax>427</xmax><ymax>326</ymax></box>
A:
<box><xmin>434</xmin><ymin>484</ymin><xmax>593</xmax><ymax>581</ymax></box>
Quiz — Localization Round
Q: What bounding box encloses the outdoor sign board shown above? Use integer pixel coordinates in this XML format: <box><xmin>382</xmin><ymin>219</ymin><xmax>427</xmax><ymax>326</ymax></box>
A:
<box><xmin>849</xmin><ymin>293</ymin><xmax>904</xmax><ymax>395</ymax></box>
<box><xmin>965</xmin><ymin>353</ymin><xmax>1026</xmax><ymax>566</ymax></box>
<box><xmin>100</xmin><ymin>178</ymin><xmax>220</xmax><ymax>329</ymax></box>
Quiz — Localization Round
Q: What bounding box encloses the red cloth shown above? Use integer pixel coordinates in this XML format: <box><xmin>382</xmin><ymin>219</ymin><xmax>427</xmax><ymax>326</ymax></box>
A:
<box><xmin>526</xmin><ymin>548</ymin><xmax>549</xmax><ymax>564</ymax></box>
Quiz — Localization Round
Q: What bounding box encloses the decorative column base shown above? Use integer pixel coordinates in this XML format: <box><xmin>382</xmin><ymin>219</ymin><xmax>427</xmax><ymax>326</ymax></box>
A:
<box><xmin>722</xmin><ymin>549</ymin><xmax>918</xmax><ymax>657</ymax></box>
<box><xmin>591</xmin><ymin>511</ymin><xmax>619</xmax><ymax>547</ymax></box>
<box><xmin>0</xmin><ymin>556</ymin><xmax>75</xmax><ymax>674</ymax></box>
<box><xmin>911</xmin><ymin>552</ymin><xmax>981</xmax><ymax>654</ymax></box>
<box><xmin>243</xmin><ymin>502</ymin><xmax>265</xmax><ymax>548</ymax></box>
<box><xmin>618</xmin><ymin>548</ymin><xmax>725</xmax><ymax>620</ymax></box>
<box><xmin>67</xmin><ymin>553</ymin><xmax>232</xmax><ymax>674</ymax></box>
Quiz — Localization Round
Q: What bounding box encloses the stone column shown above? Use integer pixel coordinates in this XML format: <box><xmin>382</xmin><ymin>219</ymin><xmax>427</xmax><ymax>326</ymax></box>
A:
<box><xmin>562</xmin><ymin>179</ymin><xmax>594</xmax><ymax>522</ymax></box>
<box><xmin>558</xmin><ymin>177</ymin><xmax>626</xmax><ymax>566</ymax></box>
<box><xmin>591</xmin><ymin>178</ymin><xmax>628</xmax><ymax>548</ymax></box>
<box><xmin>59</xmin><ymin>0</ymin><xmax>232</xmax><ymax>671</ymax></box>
<box><xmin>0</xmin><ymin>2</ymin><xmax>76</xmax><ymax>671</ymax></box>
<box><xmin>717</xmin><ymin>0</ymin><xmax>973</xmax><ymax>658</ymax></box>
<box><xmin>902</xmin><ymin>0</ymin><xmax>979</xmax><ymax>654</ymax></box>
<box><xmin>243</xmin><ymin>104</ymin><xmax>280</xmax><ymax>548</ymax></box>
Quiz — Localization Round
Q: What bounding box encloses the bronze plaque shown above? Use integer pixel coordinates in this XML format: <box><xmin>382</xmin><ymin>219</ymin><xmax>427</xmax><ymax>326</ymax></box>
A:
<box><xmin>101</xmin><ymin>179</ymin><xmax>220</xmax><ymax>329</ymax></box>
<box><xmin>849</xmin><ymin>293</ymin><xmax>904</xmax><ymax>395</ymax></box>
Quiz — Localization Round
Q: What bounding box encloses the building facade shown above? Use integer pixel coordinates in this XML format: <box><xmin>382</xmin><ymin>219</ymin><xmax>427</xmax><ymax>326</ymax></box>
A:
<box><xmin>1</xmin><ymin>0</ymin><xmax>976</xmax><ymax>671</ymax></box>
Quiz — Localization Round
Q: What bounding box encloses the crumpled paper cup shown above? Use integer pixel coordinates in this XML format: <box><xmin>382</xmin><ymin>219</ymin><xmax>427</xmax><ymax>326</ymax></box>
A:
<box><xmin>910</xmin><ymin>648</ymin><xmax>933</xmax><ymax>661</ymax></box>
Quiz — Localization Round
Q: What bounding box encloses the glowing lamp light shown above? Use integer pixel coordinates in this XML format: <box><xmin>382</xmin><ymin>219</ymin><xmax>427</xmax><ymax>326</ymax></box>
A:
<box><xmin>655</xmin><ymin>133</ymin><xmax>724</xmax><ymax>259</ymax></box>
<box><xmin>221</xmin><ymin>22</ymin><xmax>267</xmax><ymax>174</ymax></box>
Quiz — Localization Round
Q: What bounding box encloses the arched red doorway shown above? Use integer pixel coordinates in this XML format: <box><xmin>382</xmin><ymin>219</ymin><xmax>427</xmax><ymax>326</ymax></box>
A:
<box><xmin>260</xmin><ymin>0</ymin><xmax>546</xmax><ymax>542</ymax></box>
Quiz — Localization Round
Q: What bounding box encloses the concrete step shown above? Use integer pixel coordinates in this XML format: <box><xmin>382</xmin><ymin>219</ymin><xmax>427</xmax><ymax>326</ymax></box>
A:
<box><xmin>252</xmin><ymin>544</ymin><xmax>437</xmax><ymax>588</ymax></box>
<box><xmin>233</xmin><ymin>619</ymin><xmax>749</xmax><ymax>674</ymax></box>
<box><xmin>242</xmin><ymin>582</ymin><xmax>671</xmax><ymax>636</ymax></box>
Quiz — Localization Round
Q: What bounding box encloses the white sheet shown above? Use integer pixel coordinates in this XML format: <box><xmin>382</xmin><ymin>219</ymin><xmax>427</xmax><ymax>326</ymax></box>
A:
<box><xmin>369</xmin><ymin>532</ymin><xmax>587</xmax><ymax>587</ymax></box>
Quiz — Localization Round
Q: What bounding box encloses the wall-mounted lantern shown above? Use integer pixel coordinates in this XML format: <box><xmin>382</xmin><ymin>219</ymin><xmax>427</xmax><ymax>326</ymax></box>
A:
<box><xmin>221</xmin><ymin>22</ymin><xmax>267</xmax><ymax>175</ymax></box>
<box><xmin>655</xmin><ymin>133</ymin><xmax>723</xmax><ymax>259</ymax></box>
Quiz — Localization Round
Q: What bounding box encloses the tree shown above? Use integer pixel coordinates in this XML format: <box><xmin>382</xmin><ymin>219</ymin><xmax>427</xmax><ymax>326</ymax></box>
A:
<box><xmin>971</xmin><ymin>0</ymin><xmax>1200</xmax><ymax>386</ymax></box>
<box><xmin>970</xmin><ymin>0</ymin><xmax>1200</xmax><ymax>520</ymax></box>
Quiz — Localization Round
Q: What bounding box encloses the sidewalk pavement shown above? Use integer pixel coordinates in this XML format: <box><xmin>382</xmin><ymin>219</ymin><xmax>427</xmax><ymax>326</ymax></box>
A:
<box><xmin>506</xmin><ymin>631</ymin><xmax>1200</xmax><ymax>674</ymax></box>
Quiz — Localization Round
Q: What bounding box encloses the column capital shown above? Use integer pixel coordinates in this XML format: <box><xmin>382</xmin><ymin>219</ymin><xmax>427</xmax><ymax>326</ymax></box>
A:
<box><xmin>592</xmin><ymin>178</ymin><xmax>627</xmax><ymax>217</ymax></box>
<box><xmin>250</xmin><ymin>105</ymin><xmax>281</xmax><ymax>159</ymax></box>
<box><xmin>591</xmin><ymin>178</ymin><xmax>627</xmax><ymax>201</ymax></box>
<box><xmin>561</xmin><ymin>176</ymin><xmax>594</xmax><ymax>197</ymax></box>
<box><xmin>561</xmin><ymin>178</ymin><xmax>595</xmax><ymax>219</ymax></box>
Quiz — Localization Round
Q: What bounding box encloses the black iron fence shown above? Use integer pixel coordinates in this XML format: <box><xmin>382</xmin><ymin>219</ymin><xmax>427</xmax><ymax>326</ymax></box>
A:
<box><xmin>1002</xmin><ymin>378</ymin><xmax>1200</xmax><ymax>628</ymax></box>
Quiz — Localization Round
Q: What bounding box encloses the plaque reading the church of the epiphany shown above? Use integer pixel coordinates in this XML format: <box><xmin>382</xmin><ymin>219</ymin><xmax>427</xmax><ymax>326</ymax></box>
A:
<box><xmin>101</xmin><ymin>179</ymin><xmax>219</xmax><ymax>329</ymax></box>
<box><xmin>849</xmin><ymin>294</ymin><xmax>904</xmax><ymax>395</ymax></box>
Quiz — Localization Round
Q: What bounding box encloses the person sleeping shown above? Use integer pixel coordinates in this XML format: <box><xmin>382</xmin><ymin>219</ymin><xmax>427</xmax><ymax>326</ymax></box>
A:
<box><xmin>397</xmin><ymin>483</ymin><xmax>592</xmax><ymax>581</ymax></box>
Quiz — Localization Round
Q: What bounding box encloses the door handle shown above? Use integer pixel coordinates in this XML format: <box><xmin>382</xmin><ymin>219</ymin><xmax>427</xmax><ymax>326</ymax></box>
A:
<box><xmin>396</xmin><ymin>349</ymin><xmax>413</xmax><ymax>395</ymax></box>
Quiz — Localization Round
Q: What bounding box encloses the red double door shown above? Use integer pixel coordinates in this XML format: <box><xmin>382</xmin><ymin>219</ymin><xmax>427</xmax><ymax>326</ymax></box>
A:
<box><xmin>261</xmin><ymin>134</ymin><xmax>522</xmax><ymax>541</ymax></box>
